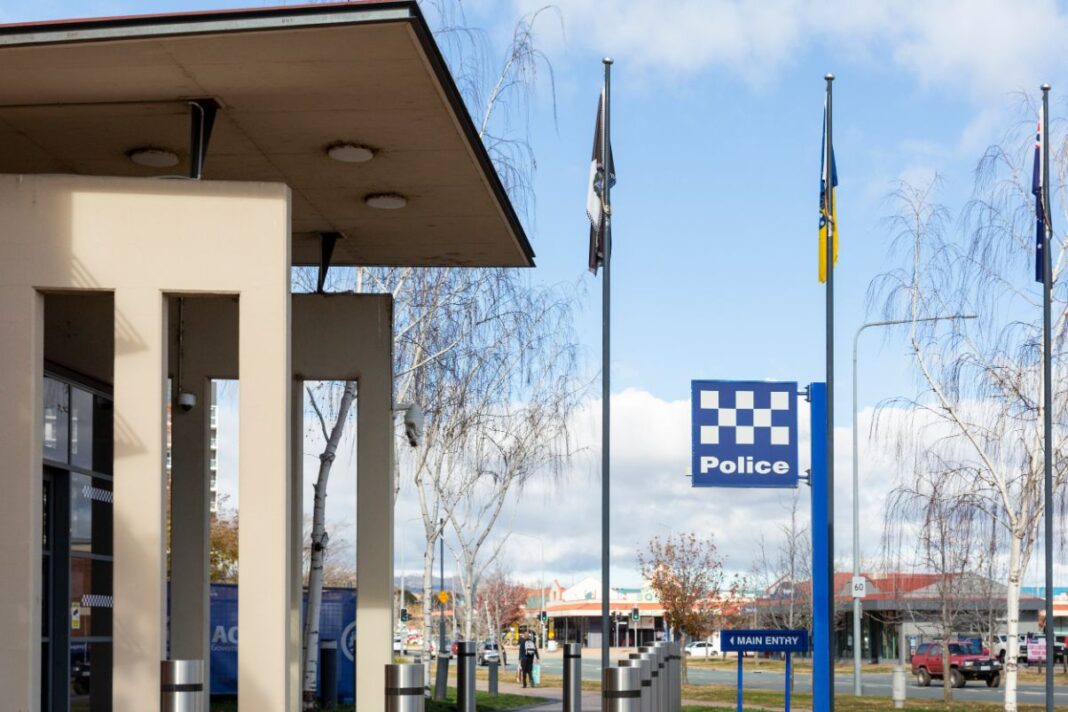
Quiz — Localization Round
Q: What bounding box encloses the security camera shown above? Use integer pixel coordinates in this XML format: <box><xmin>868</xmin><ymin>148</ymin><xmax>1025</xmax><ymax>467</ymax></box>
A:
<box><xmin>403</xmin><ymin>403</ymin><xmax>424</xmax><ymax>448</ymax></box>
<box><xmin>177</xmin><ymin>392</ymin><xmax>197</xmax><ymax>412</ymax></box>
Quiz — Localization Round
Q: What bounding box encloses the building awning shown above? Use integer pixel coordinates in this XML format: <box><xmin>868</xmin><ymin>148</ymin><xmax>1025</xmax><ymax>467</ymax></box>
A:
<box><xmin>0</xmin><ymin>1</ymin><xmax>533</xmax><ymax>267</ymax></box>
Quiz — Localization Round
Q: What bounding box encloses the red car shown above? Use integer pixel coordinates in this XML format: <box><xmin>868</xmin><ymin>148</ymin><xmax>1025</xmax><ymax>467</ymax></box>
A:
<box><xmin>911</xmin><ymin>640</ymin><xmax>1001</xmax><ymax>688</ymax></box>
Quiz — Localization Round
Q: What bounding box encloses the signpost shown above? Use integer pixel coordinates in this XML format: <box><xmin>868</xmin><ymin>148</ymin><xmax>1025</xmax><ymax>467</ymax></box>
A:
<box><xmin>691</xmin><ymin>380</ymin><xmax>832</xmax><ymax>709</ymax></box>
<box><xmin>722</xmin><ymin>629</ymin><xmax>808</xmax><ymax>712</ymax></box>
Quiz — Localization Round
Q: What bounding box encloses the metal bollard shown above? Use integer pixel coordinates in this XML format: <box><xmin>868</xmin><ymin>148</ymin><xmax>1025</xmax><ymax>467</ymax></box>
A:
<box><xmin>489</xmin><ymin>660</ymin><xmax>499</xmax><ymax>696</ymax></box>
<box><xmin>668</xmin><ymin>642</ymin><xmax>680</xmax><ymax>712</ymax></box>
<box><xmin>320</xmin><ymin>639</ymin><xmax>339</xmax><ymax>709</ymax></box>
<box><xmin>433</xmin><ymin>652</ymin><xmax>450</xmax><ymax>701</ymax></box>
<box><xmin>621</xmin><ymin>656</ymin><xmax>652</xmax><ymax>712</ymax></box>
<box><xmin>602</xmin><ymin>666</ymin><xmax>642</xmax><ymax>712</ymax></box>
<box><xmin>653</xmin><ymin>643</ymin><xmax>667</xmax><ymax>712</ymax></box>
<box><xmin>662</xmin><ymin>643</ymin><xmax>674</xmax><ymax>712</ymax></box>
<box><xmin>456</xmin><ymin>641</ymin><xmax>477</xmax><ymax>712</ymax></box>
<box><xmin>386</xmin><ymin>663</ymin><xmax>425</xmax><ymax>712</ymax></box>
<box><xmin>161</xmin><ymin>659</ymin><xmax>205</xmax><ymax>712</ymax></box>
<box><xmin>892</xmin><ymin>664</ymin><xmax>906</xmax><ymax>709</ymax></box>
<box><xmin>638</xmin><ymin>646</ymin><xmax>659</xmax><ymax>712</ymax></box>
<box><xmin>564</xmin><ymin>642</ymin><xmax>583</xmax><ymax>712</ymax></box>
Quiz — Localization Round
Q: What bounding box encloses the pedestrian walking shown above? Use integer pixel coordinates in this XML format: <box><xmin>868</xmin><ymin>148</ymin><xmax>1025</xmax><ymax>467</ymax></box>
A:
<box><xmin>519</xmin><ymin>632</ymin><xmax>540</xmax><ymax>688</ymax></box>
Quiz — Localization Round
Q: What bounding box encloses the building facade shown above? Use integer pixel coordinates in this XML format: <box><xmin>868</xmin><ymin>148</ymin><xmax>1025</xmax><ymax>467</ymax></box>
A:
<box><xmin>0</xmin><ymin>3</ymin><xmax>534</xmax><ymax>711</ymax></box>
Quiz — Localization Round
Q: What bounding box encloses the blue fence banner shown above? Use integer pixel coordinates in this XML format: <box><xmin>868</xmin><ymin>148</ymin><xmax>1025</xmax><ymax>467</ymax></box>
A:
<box><xmin>209</xmin><ymin>584</ymin><xmax>357</xmax><ymax>702</ymax></box>
<box><xmin>691</xmin><ymin>380</ymin><xmax>799</xmax><ymax>488</ymax></box>
<box><xmin>721</xmin><ymin>629</ymin><xmax>808</xmax><ymax>653</ymax></box>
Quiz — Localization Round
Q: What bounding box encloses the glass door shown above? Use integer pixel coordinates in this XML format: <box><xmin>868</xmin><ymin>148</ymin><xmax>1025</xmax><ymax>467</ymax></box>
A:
<box><xmin>42</xmin><ymin>373</ymin><xmax>113</xmax><ymax>712</ymax></box>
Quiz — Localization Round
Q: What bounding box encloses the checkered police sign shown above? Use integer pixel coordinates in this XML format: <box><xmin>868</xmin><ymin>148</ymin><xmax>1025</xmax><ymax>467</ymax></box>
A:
<box><xmin>691</xmin><ymin>380</ymin><xmax>799</xmax><ymax>488</ymax></box>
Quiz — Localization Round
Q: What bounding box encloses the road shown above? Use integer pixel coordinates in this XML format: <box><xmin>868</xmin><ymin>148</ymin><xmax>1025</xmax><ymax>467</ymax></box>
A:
<box><xmin>534</xmin><ymin>654</ymin><xmax>1068</xmax><ymax>705</ymax></box>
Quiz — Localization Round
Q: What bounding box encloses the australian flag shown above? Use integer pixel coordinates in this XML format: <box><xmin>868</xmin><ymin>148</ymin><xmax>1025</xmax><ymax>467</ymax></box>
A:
<box><xmin>1033</xmin><ymin>110</ymin><xmax>1046</xmax><ymax>283</ymax></box>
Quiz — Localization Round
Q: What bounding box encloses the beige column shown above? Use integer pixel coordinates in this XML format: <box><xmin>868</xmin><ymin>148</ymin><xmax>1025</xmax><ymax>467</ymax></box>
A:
<box><xmin>112</xmin><ymin>287</ymin><xmax>168</xmax><ymax>712</ymax></box>
<box><xmin>355</xmin><ymin>327</ymin><xmax>394</xmax><ymax>712</ymax></box>
<box><xmin>0</xmin><ymin>286</ymin><xmax>43</xmax><ymax>711</ymax></box>
<box><xmin>237</xmin><ymin>284</ymin><xmax>292</xmax><ymax>711</ymax></box>
<box><xmin>170</xmin><ymin>371</ymin><xmax>212</xmax><ymax>710</ymax></box>
<box><xmin>290</xmin><ymin>379</ymin><xmax>304</xmax><ymax>712</ymax></box>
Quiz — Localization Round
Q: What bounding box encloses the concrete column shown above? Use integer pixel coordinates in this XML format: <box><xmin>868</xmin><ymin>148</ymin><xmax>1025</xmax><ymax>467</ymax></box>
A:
<box><xmin>237</xmin><ymin>283</ymin><xmax>292</xmax><ymax>712</ymax></box>
<box><xmin>170</xmin><ymin>372</ymin><xmax>212</xmax><ymax>710</ymax></box>
<box><xmin>290</xmin><ymin>378</ymin><xmax>304</xmax><ymax>712</ymax></box>
<box><xmin>356</xmin><ymin>326</ymin><xmax>393</xmax><ymax>712</ymax></box>
<box><xmin>0</xmin><ymin>286</ymin><xmax>43</xmax><ymax>712</ymax></box>
<box><xmin>112</xmin><ymin>287</ymin><xmax>168</xmax><ymax>712</ymax></box>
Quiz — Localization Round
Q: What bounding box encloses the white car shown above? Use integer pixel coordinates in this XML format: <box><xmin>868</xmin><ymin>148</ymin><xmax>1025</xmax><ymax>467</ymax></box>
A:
<box><xmin>685</xmin><ymin>640</ymin><xmax>720</xmax><ymax>658</ymax></box>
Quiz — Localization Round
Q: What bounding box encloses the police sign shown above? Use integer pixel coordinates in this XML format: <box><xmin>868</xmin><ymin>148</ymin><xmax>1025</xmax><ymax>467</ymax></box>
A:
<box><xmin>691</xmin><ymin>380</ymin><xmax>799</xmax><ymax>488</ymax></box>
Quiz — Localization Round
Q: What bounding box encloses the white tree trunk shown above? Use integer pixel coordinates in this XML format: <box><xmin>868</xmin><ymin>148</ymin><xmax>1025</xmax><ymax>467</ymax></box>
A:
<box><xmin>302</xmin><ymin>383</ymin><xmax>355</xmax><ymax>711</ymax></box>
<box><xmin>1003</xmin><ymin>527</ymin><xmax>1024</xmax><ymax>712</ymax></box>
<box><xmin>422</xmin><ymin>540</ymin><xmax>436</xmax><ymax>689</ymax></box>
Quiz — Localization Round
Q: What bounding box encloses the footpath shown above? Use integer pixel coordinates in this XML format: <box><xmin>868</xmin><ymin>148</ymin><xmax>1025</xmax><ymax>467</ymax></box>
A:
<box><xmin>492</xmin><ymin>678</ymin><xmax>790</xmax><ymax>711</ymax></box>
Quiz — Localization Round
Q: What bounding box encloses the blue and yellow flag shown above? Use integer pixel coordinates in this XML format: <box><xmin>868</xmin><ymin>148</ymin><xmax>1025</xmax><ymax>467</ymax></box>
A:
<box><xmin>819</xmin><ymin>109</ymin><xmax>838</xmax><ymax>284</ymax></box>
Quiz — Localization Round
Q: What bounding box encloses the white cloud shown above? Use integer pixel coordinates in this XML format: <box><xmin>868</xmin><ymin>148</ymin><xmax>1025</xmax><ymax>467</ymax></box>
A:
<box><xmin>518</xmin><ymin>0</ymin><xmax>1068</xmax><ymax>100</ymax></box>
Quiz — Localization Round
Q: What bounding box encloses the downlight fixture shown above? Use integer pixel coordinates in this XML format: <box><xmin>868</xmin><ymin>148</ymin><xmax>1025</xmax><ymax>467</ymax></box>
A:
<box><xmin>127</xmin><ymin>147</ymin><xmax>179</xmax><ymax>168</ymax></box>
<box><xmin>327</xmin><ymin>143</ymin><xmax>375</xmax><ymax>163</ymax></box>
<box><xmin>364</xmin><ymin>193</ymin><xmax>408</xmax><ymax>210</ymax></box>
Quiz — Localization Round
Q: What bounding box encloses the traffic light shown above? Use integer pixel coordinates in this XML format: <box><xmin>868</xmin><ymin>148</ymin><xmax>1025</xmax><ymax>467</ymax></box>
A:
<box><xmin>631</xmin><ymin>607</ymin><xmax>640</xmax><ymax>622</ymax></box>
<box><xmin>539</xmin><ymin>610</ymin><xmax>548</xmax><ymax>623</ymax></box>
<box><xmin>400</xmin><ymin>607</ymin><xmax>409</xmax><ymax>623</ymax></box>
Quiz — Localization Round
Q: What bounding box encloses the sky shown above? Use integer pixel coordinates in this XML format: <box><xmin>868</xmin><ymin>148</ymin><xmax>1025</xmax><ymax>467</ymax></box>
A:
<box><xmin>9</xmin><ymin>0</ymin><xmax>1068</xmax><ymax>591</ymax></box>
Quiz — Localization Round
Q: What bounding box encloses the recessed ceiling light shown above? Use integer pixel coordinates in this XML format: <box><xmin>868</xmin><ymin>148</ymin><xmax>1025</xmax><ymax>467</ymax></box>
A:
<box><xmin>365</xmin><ymin>193</ymin><xmax>408</xmax><ymax>210</ymax></box>
<box><xmin>127</xmin><ymin>147</ymin><xmax>179</xmax><ymax>168</ymax></box>
<box><xmin>327</xmin><ymin>143</ymin><xmax>375</xmax><ymax>163</ymax></box>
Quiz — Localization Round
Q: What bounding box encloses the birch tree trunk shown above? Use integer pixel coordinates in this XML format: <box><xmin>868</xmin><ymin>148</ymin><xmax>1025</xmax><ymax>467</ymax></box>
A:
<box><xmin>302</xmin><ymin>382</ymin><xmax>356</xmax><ymax>711</ymax></box>
<box><xmin>1004</xmin><ymin>528</ymin><xmax>1024</xmax><ymax>712</ymax></box>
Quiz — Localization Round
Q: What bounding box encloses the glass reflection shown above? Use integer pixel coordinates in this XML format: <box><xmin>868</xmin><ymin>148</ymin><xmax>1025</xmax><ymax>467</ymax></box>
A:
<box><xmin>70</xmin><ymin>473</ymin><xmax>92</xmax><ymax>552</ymax></box>
<box><xmin>43</xmin><ymin>378</ymin><xmax>69</xmax><ymax>463</ymax></box>
<box><xmin>70</xmin><ymin>388</ymin><xmax>94</xmax><ymax>469</ymax></box>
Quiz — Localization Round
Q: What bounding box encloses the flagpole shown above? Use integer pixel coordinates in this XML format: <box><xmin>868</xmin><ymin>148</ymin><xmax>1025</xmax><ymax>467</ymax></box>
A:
<box><xmin>1041</xmin><ymin>82</ymin><xmax>1053</xmax><ymax>712</ymax></box>
<box><xmin>824</xmin><ymin>72</ymin><xmax>836</xmax><ymax>712</ymax></box>
<box><xmin>601</xmin><ymin>56</ymin><xmax>613</xmax><ymax>672</ymax></box>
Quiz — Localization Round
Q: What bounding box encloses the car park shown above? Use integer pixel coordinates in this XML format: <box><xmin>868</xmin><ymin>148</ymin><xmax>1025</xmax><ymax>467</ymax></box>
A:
<box><xmin>911</xmin><ymin>641</ymin><xmax>1001</xmax><ymax>688</ymax></box>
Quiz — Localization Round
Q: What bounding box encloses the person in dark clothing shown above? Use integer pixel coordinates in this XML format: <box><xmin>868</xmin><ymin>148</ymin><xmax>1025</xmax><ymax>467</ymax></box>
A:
<box><xmin>518</xmin><ymin>633</ymin><xmax>539</xmax><ymax>688</ymax></box>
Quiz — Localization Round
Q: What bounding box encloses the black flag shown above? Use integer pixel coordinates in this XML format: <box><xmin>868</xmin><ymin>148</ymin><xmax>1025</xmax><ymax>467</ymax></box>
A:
<box><xmin>586</xmin><ymin>90</ymin><xmax>615</xmax><ymax>274</ymax></box>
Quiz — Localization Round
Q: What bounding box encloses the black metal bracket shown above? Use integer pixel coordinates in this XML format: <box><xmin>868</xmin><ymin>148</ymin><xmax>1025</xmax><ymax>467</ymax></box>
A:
<box><xmin>188</xmin><ymin>98</ymin><xmax>219</xmax><ymax>179</ymax></box>
<box><xmin>317</xmin><ymin>232</ymin><xmax>343</xmax><ymax>293</ymax></box>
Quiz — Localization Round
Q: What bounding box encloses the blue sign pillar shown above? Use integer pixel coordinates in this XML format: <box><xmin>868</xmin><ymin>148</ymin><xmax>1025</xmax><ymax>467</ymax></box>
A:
<box><xmin>809</xmin><ymin>382</ymin><xmax>832</xmax><ymax>711</ymax></box>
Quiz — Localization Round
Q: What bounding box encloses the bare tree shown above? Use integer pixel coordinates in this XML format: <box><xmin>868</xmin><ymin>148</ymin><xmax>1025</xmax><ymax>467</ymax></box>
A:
<box><xmin>638</xmin><ymin>532</ymin><xmax>739</xmax><ymax>683</ymax></box>
<box><xmin>300</xmin><ymin>382</ymin><xmax>356</xmax><ymax>709</ymax></box>
<box><xmin>478</xmin><ymin>569</ymin><xmax>528</xmax><ymax>649</ymax></box>
<box><xmin>752</xmin><ymin>493</ymin><xmax>812</xmax><ymax>634</ymax></box>
<box><xmin>885</xmin><ymin>466</ymin><xmax>990</xmax><ymax>700</ymax></box>
<box><xmin>870</xmin><ymin>107</ymin><xmax>1068</xmax><ymax>710</ymax></box>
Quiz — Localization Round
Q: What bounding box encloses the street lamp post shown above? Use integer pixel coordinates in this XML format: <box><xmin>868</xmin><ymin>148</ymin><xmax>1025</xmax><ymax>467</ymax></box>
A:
<box><xmin>851</xmin><ymin>314</ymin><xmax>975</xmax><ymax>696</ymax></box>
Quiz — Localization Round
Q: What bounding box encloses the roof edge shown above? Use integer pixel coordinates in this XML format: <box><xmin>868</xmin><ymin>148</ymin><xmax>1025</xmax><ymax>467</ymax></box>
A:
<box><xmin>0</xmin><ymin>2</ymin><xmax>415</xmax><ymax>45</ymax></box>
<box><xmin>0</xmin><ymin>2</ymin><xmax>536</xmax><ymax>266</ymax></box>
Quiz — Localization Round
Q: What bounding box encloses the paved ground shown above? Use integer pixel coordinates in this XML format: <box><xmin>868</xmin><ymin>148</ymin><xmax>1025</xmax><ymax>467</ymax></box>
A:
<box><xmin>528</xmin><ymin>649</ymin><xmax>1068</xmax><ymax>706</ymax></box>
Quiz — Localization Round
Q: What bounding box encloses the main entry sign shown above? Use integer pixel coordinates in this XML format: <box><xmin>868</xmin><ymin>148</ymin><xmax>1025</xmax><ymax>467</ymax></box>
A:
<box><xmin>721</xmin><ymin>629</ymin><xmax>808</xmax><ymax>653</ymax></box>
<box><xmin>691</xmin><ymin>380</ymin><xmax>799</xmax><ymax>488</ymax></box>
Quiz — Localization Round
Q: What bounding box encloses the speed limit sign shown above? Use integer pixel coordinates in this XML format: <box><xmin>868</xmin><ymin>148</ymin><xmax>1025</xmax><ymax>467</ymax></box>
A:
<box><xmin>851</xmin><ymin>576</ymin><xmax>867</xmax><ymax>599</ymax></box>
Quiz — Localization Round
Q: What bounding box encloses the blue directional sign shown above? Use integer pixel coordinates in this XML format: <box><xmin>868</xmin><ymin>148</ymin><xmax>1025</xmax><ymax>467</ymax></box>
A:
<box><xmin>721</xmin><ymin>629</ymin><xmax>808</xmax><ymax>654</ymax></box>
<box><xmin>691</xmin><ymin>380</ymin><xmax>799</xmax><ymax>488</ymax></box>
